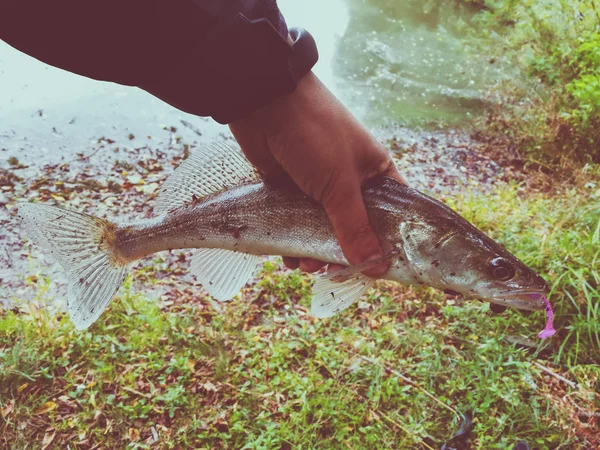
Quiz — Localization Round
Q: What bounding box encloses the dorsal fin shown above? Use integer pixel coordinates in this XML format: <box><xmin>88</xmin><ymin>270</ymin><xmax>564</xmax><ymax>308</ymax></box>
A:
<box><xmin>154</xmin><ymin>141</ymin><xmax>260</xmax><ymax>215</ymax></box>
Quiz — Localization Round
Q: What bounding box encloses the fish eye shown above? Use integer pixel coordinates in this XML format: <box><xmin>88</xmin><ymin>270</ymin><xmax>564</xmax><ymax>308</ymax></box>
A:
<box><xmin>489</xmin><ymin>257</ymin><xmax>515</xmax><ymax>281</ymax></box>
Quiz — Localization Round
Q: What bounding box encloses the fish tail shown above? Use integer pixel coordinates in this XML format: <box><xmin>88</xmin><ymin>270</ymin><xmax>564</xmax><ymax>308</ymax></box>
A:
<box><xmin>19</xmin><ymin>202</ymin><xmax>133</xmax><ymax>330</ymax></box>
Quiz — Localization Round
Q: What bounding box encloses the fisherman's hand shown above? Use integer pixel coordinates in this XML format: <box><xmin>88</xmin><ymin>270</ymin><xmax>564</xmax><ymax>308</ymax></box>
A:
<box><xmin>229</xmin><ymin>72</ymin><xmax>405</xmax><ymax>277</ymax></box>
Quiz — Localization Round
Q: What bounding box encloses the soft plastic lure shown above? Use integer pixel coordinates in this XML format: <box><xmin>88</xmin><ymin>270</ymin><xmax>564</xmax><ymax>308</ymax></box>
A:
<box><xmin>537</xmin><ymin>296</ymin><xmax>556</xmax><ymax>339</ymax></box>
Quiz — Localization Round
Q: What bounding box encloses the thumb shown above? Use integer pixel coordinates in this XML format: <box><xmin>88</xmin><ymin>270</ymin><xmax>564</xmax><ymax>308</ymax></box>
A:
<box><xmin>322</xmin><ymin>181</ymin><xmax>389</xmax><ymax>277</ymax></box>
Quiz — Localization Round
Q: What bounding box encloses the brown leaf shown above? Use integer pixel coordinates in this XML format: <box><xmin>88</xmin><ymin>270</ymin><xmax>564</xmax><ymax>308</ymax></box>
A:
<box><xmin>129</xmin><ymin>428</ymin><xmax>140</xmax><ymax>442</ymax></box>
<box><xmin>1</xmin><ymin>400</ymin><xmax>14</xmax><ymax>418</ymax></box>
<box><xmin>41</xmin><ymin>431</ymin><xmax>56</xmax><ymax>450</ymax></box>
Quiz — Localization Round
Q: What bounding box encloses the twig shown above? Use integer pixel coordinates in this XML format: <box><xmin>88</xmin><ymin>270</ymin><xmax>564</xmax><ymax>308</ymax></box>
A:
<box><xmin>359</xmin><ymin>355</ymin><xmax>461</xmax><ymax>420</ymax></box>
<box><xmin>122</xmin><ymin>386</ymin><xmax>152</xmax><ymax>399</ymax></box>
<box><xmin>180</xmin><ymin>120</ymin><xmax>203</xmax><ymax>137</ymax></box>
<box><xmin>65</xmin><ymin>146</ymin><xmax>103</xmax><ymax>164</ymax></box>
<box><xmin>591</xmin><ymin>0</ymin><xmax>600</xmax><ymax>28</ymax></box>
<box><xmin>379</xmin><ymin>413</ymin><xmax>436</xmax><ymax>450</ymax></box>
<box><xmin>532</xmin><ymin>361</ymin><xmax>578</xmax><ymax>389</ymax></box>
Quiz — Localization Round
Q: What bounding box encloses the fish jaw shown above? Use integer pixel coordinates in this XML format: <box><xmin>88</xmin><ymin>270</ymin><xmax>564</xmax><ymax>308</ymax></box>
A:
<box><xmin>486</xmin><ymin>289</ymin><xmax>548</xmax><ymax>311</ymax></box>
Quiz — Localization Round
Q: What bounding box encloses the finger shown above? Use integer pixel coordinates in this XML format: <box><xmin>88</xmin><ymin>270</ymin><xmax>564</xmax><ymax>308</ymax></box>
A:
<box><xmin>299</xmin><ymin>258</ymin><xmax>327</xmax><ymax>273</ymax></box>
<box><xmin>381</xmin><ymin>159</ymin><xmax>407</xmax><ymax>185</ymax></box>
<box><xmin>229</xmin><ymin>125</ymin><xmax>285</xmax><ymax>181</ymax></box>
<box><xmin>231</xmin><ymin>137</ymin><xmax>296</xmax><ymax>188</ymax></box>
<box><xmin>364</xmin><ymin>153</ymin><xmax>406</xmax><ymax>185</ymax></box>
<box><xmin>323</xmin><ymin>181</ymin><xmax>389</xmax><ymax>277</ymax></box>
<box><xmin>282</xmin><ymin>256</ymin><xmax>300</xmax><ymax>270</ymax></box>
<box><xmin>241</xmin><ymin>145</ymin><xmax>283</xmax><ymax>181</ymax></box>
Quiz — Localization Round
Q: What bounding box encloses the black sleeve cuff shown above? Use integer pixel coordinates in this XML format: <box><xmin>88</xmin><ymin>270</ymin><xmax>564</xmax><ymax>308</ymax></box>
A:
<box><xmin>140</xmin><ymin>14</ymin><xmax>319</xmax><ymax>124</ymax></box>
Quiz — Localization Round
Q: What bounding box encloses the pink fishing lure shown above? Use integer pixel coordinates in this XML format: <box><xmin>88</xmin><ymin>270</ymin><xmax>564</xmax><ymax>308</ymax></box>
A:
<box><xmin>537</xmin><ymin>296</ymin><xmax>556</xmax><ymax>339</ymax></box>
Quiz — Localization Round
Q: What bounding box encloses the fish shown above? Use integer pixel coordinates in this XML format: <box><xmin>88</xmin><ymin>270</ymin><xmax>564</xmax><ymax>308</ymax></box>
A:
<box><xmin>18</xmin><ymin>141</ymin><xmax>550</xmax><ymax>330</ymax></box>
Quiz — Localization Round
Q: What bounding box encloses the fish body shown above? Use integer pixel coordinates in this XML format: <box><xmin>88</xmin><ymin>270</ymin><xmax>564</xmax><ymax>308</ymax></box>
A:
<box><xmin>19</xmin><ymin>142</ymin><xmax>550</xmax><ymax>330</ymax></box>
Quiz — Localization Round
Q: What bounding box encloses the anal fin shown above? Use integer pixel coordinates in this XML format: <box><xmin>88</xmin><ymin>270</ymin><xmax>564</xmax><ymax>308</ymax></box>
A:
<box><xmin>190</xmin><ymin>249</ymin><xmax>260</xmax><ymax>301</ymax></box>
<box><xmin>311</xmin><ymin>273</ymin><xmax>374</xmax><ymax>318</ymax></box>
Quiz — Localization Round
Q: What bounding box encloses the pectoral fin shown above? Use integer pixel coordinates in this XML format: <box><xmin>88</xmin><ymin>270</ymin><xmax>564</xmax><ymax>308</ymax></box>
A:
<box><xmin>320</xmin><ymin>250</ymin><xmax>401</xmax><ymax>283</ymax></box>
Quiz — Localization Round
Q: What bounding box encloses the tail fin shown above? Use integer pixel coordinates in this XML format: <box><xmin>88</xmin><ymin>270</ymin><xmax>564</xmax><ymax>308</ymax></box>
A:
<box><xmin>19</xmin><ymin>203</ymin><xmax>132</xmax><ymax>330</ymax></box>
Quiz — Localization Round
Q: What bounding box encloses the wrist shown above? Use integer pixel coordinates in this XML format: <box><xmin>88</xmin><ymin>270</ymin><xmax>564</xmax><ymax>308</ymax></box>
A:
<box><xmin>230</xmin><ymin>71</ymin><xmax>318</xmax><ymax>132</ymax></box>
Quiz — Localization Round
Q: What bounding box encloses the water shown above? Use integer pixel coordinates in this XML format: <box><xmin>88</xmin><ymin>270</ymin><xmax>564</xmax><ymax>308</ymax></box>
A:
<box><xmin>280</xmin><ymin>0</ymin><xmax>498</xmax><ymax>126</ymax></box>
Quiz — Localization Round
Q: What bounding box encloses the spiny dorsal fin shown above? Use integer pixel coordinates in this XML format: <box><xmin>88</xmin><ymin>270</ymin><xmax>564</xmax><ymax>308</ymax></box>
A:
<box><xmin>190</xmin><ymin>248</ymin><xmax>261</xmax><ymax>301</ymax></box>
<box><xmin>311</xmin><ymin>273</ymin><xmax>374</xmax><ymax>318</ymax></box>
<box><xmin>154</xmin><ymin>141</ymin><xmax>260</xmax><ymax>215</ymax></box>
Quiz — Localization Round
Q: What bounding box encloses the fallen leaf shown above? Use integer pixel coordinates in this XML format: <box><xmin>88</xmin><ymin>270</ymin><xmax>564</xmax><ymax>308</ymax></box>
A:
<box><xmin>129</xmin><ymin>427</ymin><xmax>140</xmax><ymax>442</ymax></box>
<box><xmin>34</xmin><ymin>401</ymin><xmax>57</xmax><ymax>415</ymax></box>
<box><xmin>187</xmin><ymin>360</ymin><xmax>196</xmax><ymax>372</ymax></box>
<box><xmin>1</xmin><ymin>400</ymin><xmax>15</xmax><ymax>418</ymax></box>
<box><xmin>203</xmin><ymin>381</ymin><xmax>217</xmax><ymax>392</ymax></box>
<box><xmin>41</xmin><ymin>431</ymin><xmax>56</xmax><ymax>450</ymax></box>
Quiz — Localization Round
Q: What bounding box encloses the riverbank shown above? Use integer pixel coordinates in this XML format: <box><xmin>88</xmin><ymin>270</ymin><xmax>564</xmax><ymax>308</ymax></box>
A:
<box><xmin>2</xmin><ymin>121</ymin><xmax>599</xmax><ymax>448</ymax></box>
<box><xmin>2</xmin><ymin>189</ymin><xmax>599</xmax><ymax>448</ymax></box>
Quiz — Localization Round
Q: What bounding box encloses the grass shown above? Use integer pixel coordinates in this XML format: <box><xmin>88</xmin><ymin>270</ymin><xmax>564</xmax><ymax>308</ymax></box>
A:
<box><xmin>1</xmin><ymin>178</ymin><xmax>600</xmax><ymax>449</ymax></box>
<box><xmin>456</xmin><ymin>0</ymin><xmax>600</xmax><ymax>165</ymax></box>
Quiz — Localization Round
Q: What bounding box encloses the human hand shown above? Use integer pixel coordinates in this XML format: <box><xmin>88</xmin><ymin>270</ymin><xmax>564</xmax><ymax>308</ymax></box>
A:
<box><xmin>229</xmin><ymin>72</ymin><xmax>405</xmax><ymax>277</ymax></box>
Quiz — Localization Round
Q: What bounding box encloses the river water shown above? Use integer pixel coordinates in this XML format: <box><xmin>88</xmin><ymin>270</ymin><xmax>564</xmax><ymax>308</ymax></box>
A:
<box><xmin>282</xmin><ymin>0</ymin><xmax>499</xmax><ymax>126</ymax></box>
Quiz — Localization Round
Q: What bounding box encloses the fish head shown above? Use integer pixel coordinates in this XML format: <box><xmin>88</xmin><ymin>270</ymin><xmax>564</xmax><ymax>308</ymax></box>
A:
<box><xmin>365</xmin><ymin>177</ymin><xmax>549</xmax><ymax>311</ymax></box>
<box><xmin>424</xmin><ymin>225</ymin><xmax>549</xmax><ymax>311</ymax></box>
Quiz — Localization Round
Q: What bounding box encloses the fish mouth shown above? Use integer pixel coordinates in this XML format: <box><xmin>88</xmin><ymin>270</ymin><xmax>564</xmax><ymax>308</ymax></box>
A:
<box><xmin>489</xmin><ymin>289</ymin><xmax>547</xmax><ymax>311</ymax></box>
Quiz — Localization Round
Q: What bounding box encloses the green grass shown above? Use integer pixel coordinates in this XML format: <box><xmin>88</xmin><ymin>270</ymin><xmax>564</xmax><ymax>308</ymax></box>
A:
<box><xmin>456</xmin><ymin>0</ymin><xmax>600</xmax><ymax>164</ymax></box>
<box><xmin>1</xmin><ymin>180</ymin><xmax>600</xmax><ymax>449</ymax></box>
<box><xmin>448</xmin><ymin>180</ymin><xmax>600</xmax><ymax>366</ymax></box>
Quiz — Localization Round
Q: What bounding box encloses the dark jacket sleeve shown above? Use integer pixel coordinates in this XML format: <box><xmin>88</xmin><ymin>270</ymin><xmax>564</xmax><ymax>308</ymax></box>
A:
<box><xmin>0</xmin><ymin>0</ymin><xmax>294</xmax><ymax>123</ymax></box>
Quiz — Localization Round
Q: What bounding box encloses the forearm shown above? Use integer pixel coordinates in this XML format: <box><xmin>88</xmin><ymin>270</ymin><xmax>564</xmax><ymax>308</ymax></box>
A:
<box><xmin>0</xmin><ymin>0</ymin><xmax>292</xmax><ymax>122</ymax></box>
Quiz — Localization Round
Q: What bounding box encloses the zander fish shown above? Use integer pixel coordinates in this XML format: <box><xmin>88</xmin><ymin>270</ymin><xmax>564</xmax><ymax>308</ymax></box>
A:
<box><xmin>19</xmin><ymin>142</ymin><xmax>550</xmax><ymax>330</ymax></box>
